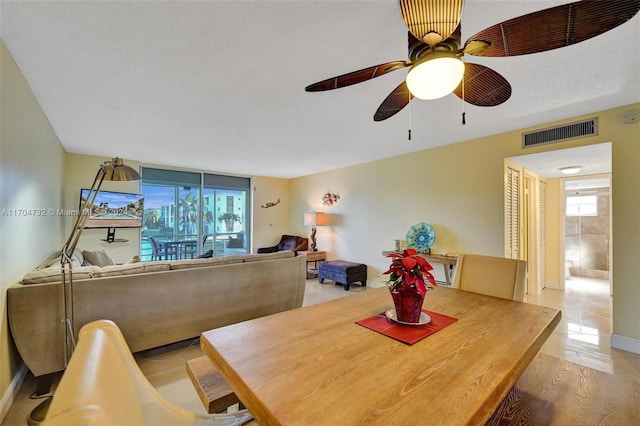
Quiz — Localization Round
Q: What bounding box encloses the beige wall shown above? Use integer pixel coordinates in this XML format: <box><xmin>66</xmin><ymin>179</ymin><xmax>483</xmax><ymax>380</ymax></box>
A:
<box><xmin>0</xmin><ymin>40</ymin><xmax>66</xmax><ymax>414</ymax></box>
<box><xmin>252</xmin><ymin>176</ymin><xmax>292</xmax><ymax>251</ymax></box>
<box><xmin>291</xmin><ymin>127</ymin><xmax>527</xmax><ymax>284</ymax></box>
<box><xmin>609</xmin><ymin>107</ymin><xmax>640</xmax><ymax>348</ymax></box>
<box><xmin>290</xmin><ymin>103</ymin><xmax>640</xmax><ymax>350</ymax></box>
<box><xmin>544</xmin><ymin>178</ymin><xmax>562</xmax><ymax>288</ymax></box>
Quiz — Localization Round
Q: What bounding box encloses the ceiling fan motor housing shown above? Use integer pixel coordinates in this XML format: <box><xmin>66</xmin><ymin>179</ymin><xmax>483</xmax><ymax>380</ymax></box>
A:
<box><xmin>408</xmin><ymin>31</ymin><xmax>461</xmax><ymax>63</ymax></box>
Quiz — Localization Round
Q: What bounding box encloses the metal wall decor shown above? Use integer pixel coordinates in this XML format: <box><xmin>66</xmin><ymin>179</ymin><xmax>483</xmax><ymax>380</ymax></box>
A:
<box><xmin>261</xmin><ymin>199</ymin><xmax>281</xmax><ymax>208</ymax></box>
<box><xmin>322</xmin><ymin>192</ymin><xmax>340</xmax><ymax>207</ymax></box>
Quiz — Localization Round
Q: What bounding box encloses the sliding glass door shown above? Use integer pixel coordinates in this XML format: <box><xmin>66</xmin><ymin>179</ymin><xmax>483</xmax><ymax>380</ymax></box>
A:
<box><xmin>203</xmin><ymin>174</ymin><xmax>251</xmax><ymax>256</ymax></box>
<box><xmin>140</xmin><ymin>168</ymin><xmax>250</xmax><ymax>261</ymax></box>
<box><xmin>140</xmin><ymin>168</ymin><xmax>201</xmax><ymax>261</ymax></box>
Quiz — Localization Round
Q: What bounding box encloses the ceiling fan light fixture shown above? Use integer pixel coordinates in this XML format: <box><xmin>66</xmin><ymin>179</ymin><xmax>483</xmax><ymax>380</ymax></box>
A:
<box><xmin>406</xmin><ymin>52</ymin><xmax>464</xmax><ymax>100</ymax></box>
<box><xmin>559</xmin><ymin>166</ymin><xmax>583</xmax><ymax>175</ymax></box>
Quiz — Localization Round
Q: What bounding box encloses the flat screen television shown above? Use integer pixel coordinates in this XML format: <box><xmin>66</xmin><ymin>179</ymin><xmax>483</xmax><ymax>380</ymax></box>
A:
<box><xmin>79</xmin><ymin>189</ymin><xmax>144</xmax><ymax>229</ymax></box>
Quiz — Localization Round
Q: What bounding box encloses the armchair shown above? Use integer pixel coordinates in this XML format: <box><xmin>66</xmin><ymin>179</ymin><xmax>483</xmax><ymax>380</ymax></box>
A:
<box><xmin>226</xmin><ymin>232</ymin><xmax>245</xmax><ymax>249</ymax></box>
<box><xmin>257</xmin><ymin>234</ymin><xmax>308</xmax><ymax>255</ymax></box>
<box><xmin>224</xmin><ymin>232</ymin><xmax>246</xmax><ymax>255</ymax></box>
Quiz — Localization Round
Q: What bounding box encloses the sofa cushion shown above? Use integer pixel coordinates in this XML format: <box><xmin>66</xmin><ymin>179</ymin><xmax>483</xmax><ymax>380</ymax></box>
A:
<box><xmin>242</xmin><ymin>250</ymin><xmax>295</xmax><ymax>263</ymax></box>
<box><xmin>22</xmin><ymin>265</ymin><xmax>102</xmax><ymax>284</ymax></box>
<box><xmin>82</xmin><ymin>250</ymin><xmax>116</xmax><ymax>267</ymax></box>
<box><xmin>94</xmin><ymin>261</ymin><xmax>171</xmax><ymax>278</ymax></box>
<box><xmin>170</xmin><ymin>255</ymin><xmax>244</xmax><ymax>270</ymax></box>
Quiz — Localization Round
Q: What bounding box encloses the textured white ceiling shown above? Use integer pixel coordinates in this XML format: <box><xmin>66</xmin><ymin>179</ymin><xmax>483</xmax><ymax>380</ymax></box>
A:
<box><xmin>509</xmin><ymin>142</ymin><xmax>612</xmax><ymax>178</ymax></box>
<box><xmin>2</xmin><ymin>1</ymin><xmax>638</xmax><ymax>178</ymax></box>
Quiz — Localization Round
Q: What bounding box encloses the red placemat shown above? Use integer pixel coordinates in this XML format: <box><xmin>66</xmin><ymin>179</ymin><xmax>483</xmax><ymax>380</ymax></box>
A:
<box><xmin>356</xmin><ymin>310</ymin><xmax>458</xmax><ymax>345</ymax></box>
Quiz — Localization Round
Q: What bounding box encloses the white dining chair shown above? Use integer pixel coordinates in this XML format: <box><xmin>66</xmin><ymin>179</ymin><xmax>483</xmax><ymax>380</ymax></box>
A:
<box><xmin>452</xmin><ymin>254</ymin><xmax>526</xmax><ymax>301</ymax></box>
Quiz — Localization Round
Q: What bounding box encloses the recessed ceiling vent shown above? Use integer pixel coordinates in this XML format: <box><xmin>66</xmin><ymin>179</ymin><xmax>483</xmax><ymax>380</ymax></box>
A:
<box><xmin>522</xmin><ymin>118</ymin><xmax>598</xmax><ymax>148</ymax></box>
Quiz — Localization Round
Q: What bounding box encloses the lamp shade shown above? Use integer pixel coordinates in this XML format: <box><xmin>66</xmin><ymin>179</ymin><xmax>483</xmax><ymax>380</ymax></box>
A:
<box><xmin>304</xmin><ymin>212</ymin><xmax>327</xmax><ymax>226</ymax></box>
<box><xmin>103</xmin><ymin>157</ymin><xmax>140</xmax><ymax>181</ymax></box>
<box><xmin>406</xmin><ymin>51</ymin><xmax>465</xmax><ymax>100</ymax></box>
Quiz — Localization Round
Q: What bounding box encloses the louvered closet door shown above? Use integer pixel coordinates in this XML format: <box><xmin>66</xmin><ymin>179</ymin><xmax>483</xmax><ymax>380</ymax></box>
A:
<box><xmin>538</xmin><ymin>180</ymin><xmax>547</xmax><ymax>289</ymax></box>
<box><xmin>505</xmin><ymin>166</ymin><xmax>521</xmax><ymax>259</ymax></box>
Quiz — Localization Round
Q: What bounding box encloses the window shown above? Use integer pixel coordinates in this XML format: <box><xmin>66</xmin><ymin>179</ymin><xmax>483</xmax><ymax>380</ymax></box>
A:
<box><xmin>566</xmin><ymin>195</ymin><xmax>597</xmax><ymax>216</ymax></box>
<box><xmin>140</xmin><ymin>168</ymin><xmax>250</xmax><ymax>260</ymax></box>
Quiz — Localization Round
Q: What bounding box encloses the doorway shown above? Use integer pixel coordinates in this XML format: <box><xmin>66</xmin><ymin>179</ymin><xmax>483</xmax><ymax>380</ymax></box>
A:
<box><xmin>562</xmin><ymin>176</ymin><xmax>611</xmax><ymax>292</ymax></box>
<box><xmin>506</xmin><ymin>142</ymin><xmax>612</xmax><ymax>292</ymax></box>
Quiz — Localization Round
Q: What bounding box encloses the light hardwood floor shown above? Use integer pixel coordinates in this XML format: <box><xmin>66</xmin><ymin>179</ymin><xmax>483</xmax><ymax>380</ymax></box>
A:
<box><xmin>2</xmin><ymin>277</ymin><xmax>638</xmax><ymax>425</ymax></box>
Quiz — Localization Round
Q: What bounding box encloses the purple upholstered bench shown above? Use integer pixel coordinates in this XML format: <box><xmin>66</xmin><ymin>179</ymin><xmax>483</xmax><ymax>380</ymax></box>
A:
<box><xmin>318</xmin><ymin>260</ymin><xmax>367</xmax><ymax>291</ymax></box>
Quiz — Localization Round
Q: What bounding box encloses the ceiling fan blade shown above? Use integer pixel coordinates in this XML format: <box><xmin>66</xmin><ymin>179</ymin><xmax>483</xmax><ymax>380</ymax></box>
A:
<box><xmin>373</xmin><ymin>81</ymin><xmax>413</xmax><ymax>121</ymax></box>
<box><xmin>453</xmin><ymin>63</ymin><xmax>511</xmax><ymax>107</ymax></box>
<box><xmin>399</xmin><ymin>0</ymin><xmax>463</xmax><ymax>47</ymax></box>
<box><xmin>465</xmin><ymin>0</ymin><xmax>640</xmax><ymax>57</ymax></box>
<box><xmin>374</xmin><ymin>81</ymin><xmax>414</xmax><ymax>121</ymax></box>
<box><xmin>305</xmin><ymin>61</ymin><xmax>408</xmax><ymax>92</ymax></box>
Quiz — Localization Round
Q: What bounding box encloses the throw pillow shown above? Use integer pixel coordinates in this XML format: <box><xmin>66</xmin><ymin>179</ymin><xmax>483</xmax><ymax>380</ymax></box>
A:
<box><xmin>70</xmin><ymin>248</ymin><xmax>84</xmax><ymax>267</ymax></box>
<box><xmin>82</xmin><ymin>249</ymin><xmax>116</xmax><ymax>267</ymax></box>
<box><xmin>125</xmin><ymin>255</ymin><xmax>141</xmax><ymax>264</ymax></box>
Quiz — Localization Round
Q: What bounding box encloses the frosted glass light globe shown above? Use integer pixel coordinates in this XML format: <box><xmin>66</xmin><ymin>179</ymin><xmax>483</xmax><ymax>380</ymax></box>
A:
<box><xmin>406</xmin><ymin>53</ymin><xmax>465</xmax><ymax>100</ymax></box>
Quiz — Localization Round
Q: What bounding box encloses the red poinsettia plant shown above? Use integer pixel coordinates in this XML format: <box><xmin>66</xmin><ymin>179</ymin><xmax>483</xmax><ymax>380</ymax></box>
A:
<box><xmin>384</xmin><ymin>248</ymin><xmax>437</xmax><ymax>296</ymax></box>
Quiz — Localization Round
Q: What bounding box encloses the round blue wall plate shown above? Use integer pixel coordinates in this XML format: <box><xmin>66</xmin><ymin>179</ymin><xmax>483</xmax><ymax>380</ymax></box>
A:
<box><xmin>406</xmin><ymin>222</ymin><xmax>435</xmax><ymax>253</ymax></box>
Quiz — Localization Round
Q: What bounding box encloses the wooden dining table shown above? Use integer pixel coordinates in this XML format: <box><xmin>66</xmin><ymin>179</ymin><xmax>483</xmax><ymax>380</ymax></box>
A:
<box><xmin>200</xmin><ymin>286</ymin><xmax>561</xmax><ymax>425</ymax></box>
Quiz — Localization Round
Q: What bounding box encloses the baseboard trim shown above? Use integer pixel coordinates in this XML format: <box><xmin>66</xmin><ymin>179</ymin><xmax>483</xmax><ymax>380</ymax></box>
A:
<box><xmin>0</xmin><ymin>363</ymin><xmax>28</xmax><ymax>423</ymax></box>
<box><xmin>611</xmin><ymin>333</ymin><xmax>640</xmax><ymax>355</ymax></box>
<box><xmin>545</xmin><ymin>280</ymin><xmax>562</xmax><ymax>290</ymax></box>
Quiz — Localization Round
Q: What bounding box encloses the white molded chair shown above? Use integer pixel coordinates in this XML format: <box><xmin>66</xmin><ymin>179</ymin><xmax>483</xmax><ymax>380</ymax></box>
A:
<box><xmin>452</xmin><ymin>254</ymin><xmax>526</xmax><ymax>301</ymax></box>
<box><xmin>42</xmin><ymin>319</ymin><xmax>252</xmax><ymax>426</ymax></box>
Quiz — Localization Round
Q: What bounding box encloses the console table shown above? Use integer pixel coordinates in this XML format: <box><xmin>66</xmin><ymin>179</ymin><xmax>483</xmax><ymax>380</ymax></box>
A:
<box><xmin>300</xmin><ymin>250</ymin><xmax>326</xmax><ymax>278</ymax></box>
<box><xmin>382</xmin><ymin>251</ymin><xmax>458</xmax><ymax>286</ymax></box>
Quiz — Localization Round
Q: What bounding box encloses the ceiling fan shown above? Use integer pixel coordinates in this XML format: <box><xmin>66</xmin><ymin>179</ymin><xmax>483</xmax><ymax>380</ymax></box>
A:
<box><xmin>305</xmin><ymin>0</ymin><xmax>640</xmax><ymax>122</ymax></box>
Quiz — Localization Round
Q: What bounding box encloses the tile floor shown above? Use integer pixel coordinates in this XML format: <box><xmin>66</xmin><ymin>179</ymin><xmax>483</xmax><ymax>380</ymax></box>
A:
<box><xmin>2</xmin><ymin>277</ymin><xmax>639</xmax><ymax>425</ymax></box>
<box><xmin>524</xmin><ymin>276</ymin><xmax>640</xmax><ymax>382</ymax></box>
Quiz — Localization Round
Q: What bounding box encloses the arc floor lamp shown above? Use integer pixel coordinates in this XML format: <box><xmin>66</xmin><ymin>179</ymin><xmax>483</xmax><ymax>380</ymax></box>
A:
<box><xmin>62</xmin><ymin>158</ymin><xmax>140</xmax><ymax>360</ymax></box>
<box><xmin>30</xmin><ymin>157</ymin><xmax>140</xmax><ymax>425</ymax></box>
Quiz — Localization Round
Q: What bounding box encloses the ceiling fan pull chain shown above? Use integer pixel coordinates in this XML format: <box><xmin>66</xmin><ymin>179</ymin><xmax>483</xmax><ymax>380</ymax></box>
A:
<box><xmin>461</xmin><ymin>75</ymin><xmax>466</xmax><ymax>125</ymax></box>
<box><xmin>408</xmin><ymin>89</ymin><xmax>412</xmax><ymax>140</ymax></box>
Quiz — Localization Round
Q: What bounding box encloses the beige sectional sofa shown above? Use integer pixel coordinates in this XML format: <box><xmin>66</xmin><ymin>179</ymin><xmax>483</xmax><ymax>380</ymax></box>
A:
<box><xmin>8</xmin><ymin>250</ymin><xmax>306</xmax><ymax>382</ymax></box>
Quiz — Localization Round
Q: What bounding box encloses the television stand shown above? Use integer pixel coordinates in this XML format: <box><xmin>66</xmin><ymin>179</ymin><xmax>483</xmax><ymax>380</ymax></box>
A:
<box><xmin>102</xmin><ymin>228</ymin><xmax>128</xmax><ymax>243</ymax></box>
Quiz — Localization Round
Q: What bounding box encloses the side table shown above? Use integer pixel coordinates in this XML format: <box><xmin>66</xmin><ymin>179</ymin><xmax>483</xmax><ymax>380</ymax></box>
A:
<box><xmin>381</xmin><ymin>251</ymin><xmax>458</xmax><ymax>286</ymax></box>
<box><xmin>300</xmin><ymin>250</ymin><xmax>326</xmax><ymax>279</ymax></box>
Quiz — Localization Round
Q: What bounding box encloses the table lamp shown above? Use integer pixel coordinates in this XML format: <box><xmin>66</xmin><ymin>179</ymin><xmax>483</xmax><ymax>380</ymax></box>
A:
<box><xmin>303</xmin><ymin>212</ymin><xmax>327</xmax><ymax>252</ymax></box>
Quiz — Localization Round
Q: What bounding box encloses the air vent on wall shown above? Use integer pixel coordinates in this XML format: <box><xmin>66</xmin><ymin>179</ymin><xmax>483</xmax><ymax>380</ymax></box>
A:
<box><xmin>522</xmin><ymin>118</ymin><xmax>598</xmax><ymax>148</ymax></box>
